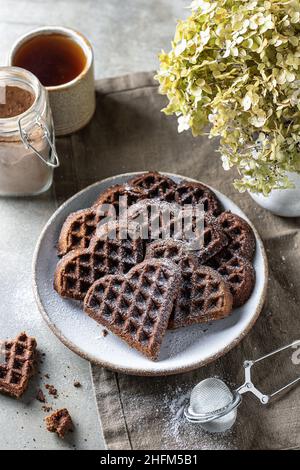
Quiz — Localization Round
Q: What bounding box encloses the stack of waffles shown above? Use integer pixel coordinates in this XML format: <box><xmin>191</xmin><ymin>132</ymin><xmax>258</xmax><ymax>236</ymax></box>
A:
<box><xmin>54</xmin><ymin>172</ymin><xmax>256</xmax><ymax>361</ymax></box>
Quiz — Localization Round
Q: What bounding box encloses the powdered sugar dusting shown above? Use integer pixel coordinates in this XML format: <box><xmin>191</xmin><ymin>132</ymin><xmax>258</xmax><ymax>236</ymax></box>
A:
<box><xmin>160</xmin><ymin>384</ymin><xmax>237</xmax><ymax>450</ymax></box>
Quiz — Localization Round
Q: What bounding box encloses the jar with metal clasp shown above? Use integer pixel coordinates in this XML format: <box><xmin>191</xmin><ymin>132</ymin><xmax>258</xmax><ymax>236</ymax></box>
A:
<box><xmin>0</xmin><ymin>66</ymin><xmax>59</xmax><ymax>196</ymax></box>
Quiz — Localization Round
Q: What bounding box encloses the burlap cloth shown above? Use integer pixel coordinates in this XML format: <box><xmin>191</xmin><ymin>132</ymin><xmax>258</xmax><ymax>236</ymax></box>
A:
<box><xmin>56</xmin><ymin>72</ymin><xmax>300</xmax><ymax>450</ymax></box>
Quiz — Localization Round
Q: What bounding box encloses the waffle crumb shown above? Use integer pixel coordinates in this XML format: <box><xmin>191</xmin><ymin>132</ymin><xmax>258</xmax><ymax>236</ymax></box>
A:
<box><xmin>45</xmin><ymin>384</ymin><xmax>58</xmax><ymax>398</ymax></box>
<box><xmin>42</xmin><ymin>405</ymin><xmax>52</xmax><ymax>413</ymax></box>
<box><xmin>45</xmin><ymin>408</ymin><xmax>73</xmax><ymax>438</ymax></box>
<box><xmin>36</xmin><ymin>388</ymin><xmax>46</xmax><ymax>403</ymax></box>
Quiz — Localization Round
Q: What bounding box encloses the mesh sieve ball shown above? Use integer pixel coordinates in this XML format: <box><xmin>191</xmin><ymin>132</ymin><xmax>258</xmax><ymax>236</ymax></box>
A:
<box><xmin>185</xmin><ymin>378</ymin><xmax>241</xmax><ymax>433</ymax></box>
<box><xmin>190</xmin><ymin>378</ymin><xmax>233</xmax><ymax>414</ymax></box>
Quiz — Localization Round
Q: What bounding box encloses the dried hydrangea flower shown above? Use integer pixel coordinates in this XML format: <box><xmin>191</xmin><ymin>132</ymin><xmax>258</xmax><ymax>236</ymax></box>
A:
<box><xmin>155</xmin><ymin>0</ymin><xmax>300</xmax><ymax>195</ymax></box>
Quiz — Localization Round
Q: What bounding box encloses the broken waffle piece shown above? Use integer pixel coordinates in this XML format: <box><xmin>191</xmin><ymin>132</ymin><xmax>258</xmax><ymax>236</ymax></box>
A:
<box><xmin>0</xmin><ymin>332</ymin><xmax>37</xmax><ymax>398</ymax></box>
<box><xmin>45</xmin><ymin>408</ymin><xmax>73</xmax><ymax>438</ymax></box>
<box><xmin>54</xmin><ymin>222</ymin><xmax>144</xmax><ymax>301</ymax></box>
<box><xmin>84</xmin><ymin>259</ymin><xmax>181</xmax><ymax>360</ymax></box>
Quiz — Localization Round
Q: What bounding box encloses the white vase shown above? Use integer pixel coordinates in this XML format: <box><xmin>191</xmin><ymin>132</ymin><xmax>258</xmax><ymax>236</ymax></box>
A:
<box><xmin>249</xmin><ymin>171</ymin><xmax>300</xmax><ymax>217</ymax></box>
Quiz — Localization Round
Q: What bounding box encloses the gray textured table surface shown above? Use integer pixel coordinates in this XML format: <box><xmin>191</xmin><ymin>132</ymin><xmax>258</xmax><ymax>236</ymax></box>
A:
<box><xmin>0</xmin><ymin>0</ymin><xmax>187</xmax><ymax>450</ymax></box>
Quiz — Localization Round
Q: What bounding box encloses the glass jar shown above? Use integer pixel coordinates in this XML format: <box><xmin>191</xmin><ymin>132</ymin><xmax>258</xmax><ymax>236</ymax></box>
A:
<box><xmin>0</xmin><ymin>66</ymin><xmax>59</xmax><ymax>196</ymax></box>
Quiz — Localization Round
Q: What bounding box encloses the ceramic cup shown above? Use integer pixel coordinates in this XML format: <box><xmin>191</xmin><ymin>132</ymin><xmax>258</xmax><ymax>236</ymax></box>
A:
<box><xmin>8</xmin><ymin>26</ymin><xmax>96</xmax><ymax>136</ymax></box>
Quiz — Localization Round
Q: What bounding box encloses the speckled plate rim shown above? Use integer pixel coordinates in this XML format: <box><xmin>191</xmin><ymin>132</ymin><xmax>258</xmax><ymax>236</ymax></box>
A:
<box><xmin>32</xmin><ymin>172</ymin><xmax>268</xmax><ymax>376</ymax></box>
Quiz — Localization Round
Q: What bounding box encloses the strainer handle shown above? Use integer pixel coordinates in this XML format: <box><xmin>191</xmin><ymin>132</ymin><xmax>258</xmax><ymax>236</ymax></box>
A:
<box><xmin>237</xmin><ymin>340</ymin><xmax>300</xmax><ymax>404</ymax></box>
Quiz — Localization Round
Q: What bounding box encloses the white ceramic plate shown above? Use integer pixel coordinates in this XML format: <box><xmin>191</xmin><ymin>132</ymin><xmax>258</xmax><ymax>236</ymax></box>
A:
<box><xmin>33</xmin><ymin>173</ymin><xmax>268</xmax><ymax>376</ymax></box>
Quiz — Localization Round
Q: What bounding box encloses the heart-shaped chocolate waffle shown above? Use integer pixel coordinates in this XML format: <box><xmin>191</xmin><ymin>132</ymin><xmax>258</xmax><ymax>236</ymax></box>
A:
<box><xmin>54</xmin><ymin>222</ymin><xmax>144</xmax><ymax>301</ymax></box>
<box><xmin>129</xmin><ymin>171</ymin><xmax>176</xmax><ymax>200</ymax></box>
<box><xmin>145</xmin><ymin>243</ymin><xmax>233</xmax><ymax>329</ymax></box>
<box><xmin>206</xmin><ymin>249</ymin><xmax>255</xmax><ymax>308</ymax></box>
<box><xmin>0</xmin><ymin>332</ymin><xmax>37</xmax><ymax>398</ymax></box>
<box><xmin>58</xmin><ymin>184</ymin><xmax>144</xmax><ymax>256</ymax></box>
<box><xmin>127</xmin><ymin>198</ymin><xmax>181</xmax><ymax>242</ymax></box>
<box><xmin>167</xmin><ymin>215</ymin><xmax>228</xmax><ymax>262</ymax></box>
<box><xmin>146</xmin><ymin>239</ymin><xmax>190</xmax><ymax>264</ymax></box>
<box><xmin>127</xmin><ymin>199</ymin><xmax>227</xmax><ymax>259</ymax></box>
<box><xmin>165</xmin><ymin>181</ymin><xmax>222</xmax><ymax>216</ymax></box>
<box><xmin>93</xmin><ymin>183</ymin><xmax>144</xmax><ymax>207</ymax></box>
<box><xmin>58</xmin><ymin>207</ymin><xmax>102</xmax><ymax>256</ymax></box>
<box><xmin>84</xmin><ymin>259</ymin><xmax>181</xmax><ymax>360</ymax></box>
<box><xmin>145</xmin><ymin>230</ymin><xmax>226</xmax><ymax>266</ymax></box>
<box><xmin>217</xmin><ymin>211</ymin><xmax>256</xmax><ymax>261</ymax></box>
<box><xmin>170</xmin><ymin>257</ymin><xmax>232</xmax><ymax>329</ymax></box>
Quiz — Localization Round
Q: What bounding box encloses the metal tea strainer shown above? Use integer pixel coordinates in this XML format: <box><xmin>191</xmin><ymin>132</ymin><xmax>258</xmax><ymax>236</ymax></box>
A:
<box><xmin>184</xmin><ymin>340</ymin><xmax>300</xmax><ymax>433</ymax></box>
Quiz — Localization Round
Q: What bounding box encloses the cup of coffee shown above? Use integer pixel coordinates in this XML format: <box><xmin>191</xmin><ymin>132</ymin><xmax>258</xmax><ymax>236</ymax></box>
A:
<box><xmin>8</xmin><ymin>26</ymin><xmax>95</xmax><ymax>136</ymax></box>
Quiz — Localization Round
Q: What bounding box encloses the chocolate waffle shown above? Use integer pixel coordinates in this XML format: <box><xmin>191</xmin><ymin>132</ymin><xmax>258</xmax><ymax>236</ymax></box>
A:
<box><xmin>58</xmin><ymin>207</ymin><xmax>101</xmax><ymax>256</ymax></box>
<box><xmin>127</xmin><ymin>198</ymin><xmax>181</xmax><ymax>242</ymax></box>
<box><xmin>146</xmin><ymin>239</ymin><xmax>190</xmax><ymax>264</ymax></box>
<box><xmin>165</xmin><ymin>181</ymin><xmax>222</xmax><ymax>216</ymax></box>
<box><xmin>84</xmin><ymin>259</ymin><xmax>181</xmax><ymax>360</ymax></box>
<box><xmin>128</xmin><ymin>198</ymin><xmax>206</xmax><ymax>244</ymax></box>
<box><xmin>129</xmin><ymin>171</ymin><xmax>176</xmax><ymax>200</ymax></box>
<box><xmin>54</xmin><ymin>222</ymin><xmax>144</xmax><ymax>301</ymax></box>
<box><xmin>58</xmin><ymin>184</ymin><xmax>144</xmax><ymax>256</ymax></box>
<box><xmin>207</xmin><ymin>249</ymin><xmax>255</xmax><ymax>307</ymax></box>
<box><xmin>217</xmin><ymin>211</ymin><xmax>256</xmax><ymax>261</ymax></box>
<box><xmin>129</xmin><ymin>199</ymin><xmax>227</xmax><ymax>260</ymax></box>
<box><xmin>45</xmin><ymin>408</ymin><xmax>73</xmax><ymax>438</ymax></box>
<box><xmin>168</xmin><ymin>215</ymin><xmax>228</xmax><ymax>262</ymax></box>
<box><xmin>0</xmin><ymin>332</ymin><xmax>37</xmax><ymax>398</ymax></box>
<box><xmin>169</xmin><ymin>257</ymin><xmax>233</xmax><ymax>329</ymax></box>
<box><xmin>93</xmin><ymin>183</ymin><xmax>144</xmax><ymax>207</ymax></box>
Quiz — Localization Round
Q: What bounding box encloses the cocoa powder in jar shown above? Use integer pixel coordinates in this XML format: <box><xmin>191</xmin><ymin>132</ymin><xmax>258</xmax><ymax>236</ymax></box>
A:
<box><xmin>0</xmin><ymin>86</ymin><xmax>34</xmax><ymax>118</ymax></box>
<box><xmin>0</xmin><ymin>85</ymin><xmax>53</xmax><ymax>196</ymax></box>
